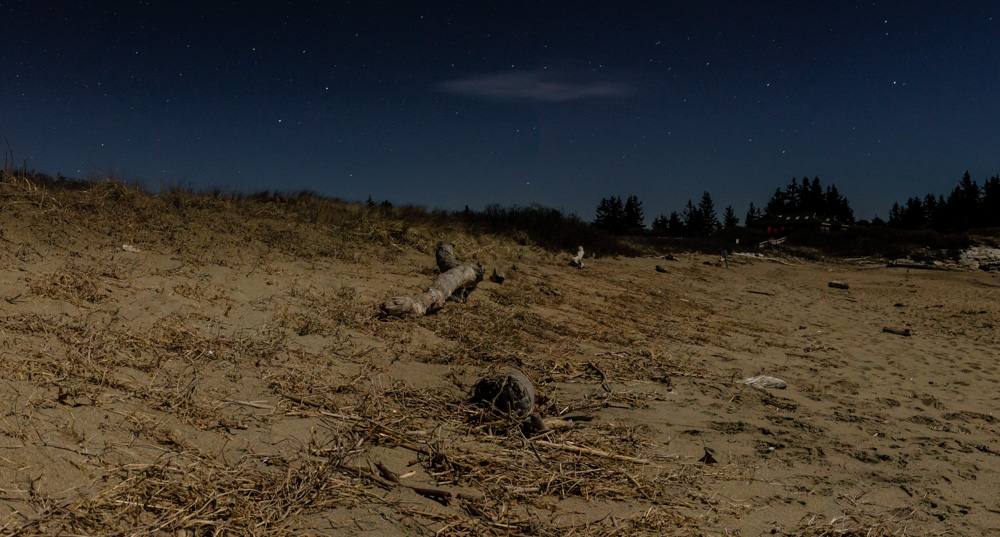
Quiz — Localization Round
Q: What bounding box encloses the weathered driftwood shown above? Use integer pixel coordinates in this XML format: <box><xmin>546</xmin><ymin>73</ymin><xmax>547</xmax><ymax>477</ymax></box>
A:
<box><xmin>828</xmin><ymin>280</ymin><xmax>850</xmax><ymax>289</ymax></box>
<box><xmin>739</xmin><ymin>375</ymin><xmax>787</xmax><ymax>389</ymax></box>
<box><xmin>886</xmin><ymin>260</ymin><xmax>946</xmax><ymax>271</ymax></box>
<box><xmin>655</xmin><ymin>265</ymin><xmax>669</xmax><ymax>273</ymax></box>
<box><xmin>435</xmin><ymin>242</ymin><xmax>461</xmax><ymax>272</ymax></box>
<box><xmin>569</xmin><ymin>246</ymin><xmax>585</xmax><ymax>268</ymax></box>
<box><xmin>380</xmin><ymin>243</ymin><xmax>484</xmax><ymax>317</ymax></box>
<box><xmin>469</xmin><ymin>368</ymin><xmax>550</xmax><ymax>435</ymax></box>
<box><xmin>731</xmin><ymin>252</ymin><xmax>798</xmax><ymax>267</ymax></box>
<box><xmin>469</xmin><ymin>367</ymin><xmax>536</xmax><ymax>416</ymax></box>
<box><xmin>882</xmin><ymin>326</ymin><xmax>912</xmax><ymax>337</ymax></box>
<box><xmin>380</xmin><ymin>264</ymin><xmax>484</xmax><ymax>316</ymax></box>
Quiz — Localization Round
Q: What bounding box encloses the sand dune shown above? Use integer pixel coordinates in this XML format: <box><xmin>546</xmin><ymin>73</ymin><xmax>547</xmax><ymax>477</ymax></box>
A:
<box><xmin>0</xmin><ymin>181</ymin><xmax>998</xmax><ymax>535</ymax></box>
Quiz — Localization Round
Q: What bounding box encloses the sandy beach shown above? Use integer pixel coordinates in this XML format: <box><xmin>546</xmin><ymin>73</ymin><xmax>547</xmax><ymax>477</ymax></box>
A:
<box><xmin>0</xmin><ymin>182</ymin><xmax>998</xmax><ymax>536</ymax></box>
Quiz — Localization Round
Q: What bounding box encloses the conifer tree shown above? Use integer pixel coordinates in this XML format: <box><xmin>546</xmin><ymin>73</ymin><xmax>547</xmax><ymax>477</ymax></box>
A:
<box><xmin>698</xmin><ymin>192</ymin><xmax>720</xmax><ymax>235</ymax></box>
<box><xmin>594</xmin><ymin>196</ymin><xmax>625</xmax><ymax>234</ymax></box>
<box><xmin>723</xmin><ymin>205</ymin><xmax>740</xmax><ymax>228</ymax></box>
<box><xmin>623</xmin><ymin>195</ymin><xmax>645</xmax><ymax>232</ymax></box>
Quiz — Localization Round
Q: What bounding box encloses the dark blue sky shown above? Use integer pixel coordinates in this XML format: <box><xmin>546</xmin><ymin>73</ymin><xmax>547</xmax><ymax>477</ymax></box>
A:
<box><xmin>2</xmin><ymin>1</ymin><xmax>998</xmax><ymax>221</ymax></box>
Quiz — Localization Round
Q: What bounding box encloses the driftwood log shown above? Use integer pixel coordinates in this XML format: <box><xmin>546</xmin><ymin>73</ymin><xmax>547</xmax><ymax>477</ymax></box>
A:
<box><xmin>470</xmin><ymin>367</ymin><xmax>549</xmax><ymax>435</ymax></box>
<box><xmin>828</xmin><ymin>281</ymin><xmax>850</xmax><ymax>290</ymax></box>
<box><xmin>435</xmin><ymin>242</ymin><xmax>461</xmax><ymax>272</ymax></box>
<box><xmin>569</xmin><ymin>246</ymin><xmax>585</xmax><ymax>268</ymax></box>
<box><xmin>380</xmin><ymin>243</ymin><xmax>485</xmax><ymax>317</ymax></box>
<box><xmin>469</xmin><ymin>367</ymin><xmax>536</xmax><ymax>416</ymax></box>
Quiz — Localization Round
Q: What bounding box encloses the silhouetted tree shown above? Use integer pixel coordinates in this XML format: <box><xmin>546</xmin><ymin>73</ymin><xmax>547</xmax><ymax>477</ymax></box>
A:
<box><xmin>722</xmin><ymin>205</ymin><xmax>739</xmax><ymax>228</ymax></box>
<box><xmin>651</xmin><ymin>214</ymin><xmax>668</xmax><ymax>235</ymax></box>
<box><xmin>698</xmin><ymin>192</ymin><xmax>720</xmax><ymax>235</ymax></box>
<box><xmin>623</xmin><ymin>194</ymin><xmax>645</xmax><ymax>232</ymax></box>
<box><xmin>765</xmin><ymin>187</ymin><xmax>786</xmax><ymax>215</ymax></box>
<box><xmin>667</xmin><ymin>211</ymin><xmax>683</xmax><ymax>235</ymax></box>
<box><xmin>763</xmin><ymin>178</ymin><xmax>853</xmax><ymax>223</ymax></box>
<box><xmin>744</xmin><ymin>202</ymin><xmax>762</xmax><ymax>227</ymax></box>
<box><xmin>594</xmin><ymin>196</ymin><xmax>625</xmax><ymax>234</ymax></box>
<box><xmin>823</xmin><ymin>184</ymin><xmax>854</xmax><ymax>223</ymax></box>
<box><xmin>681</xmin><ymin>199</ymin><xmax>701</xmax><ymax>237</ymax></box>
<box><xmin>883</xmin><ymin>170</ymin><xmax>1000</xmax><ymax>232</ymax></box>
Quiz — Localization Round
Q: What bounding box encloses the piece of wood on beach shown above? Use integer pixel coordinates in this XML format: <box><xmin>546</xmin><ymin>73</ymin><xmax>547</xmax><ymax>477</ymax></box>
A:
<box><xmin>469</xmin><ymin>367</ymin><xmax>537</xmax><ymax>417</ymax></box>
<box><xmin>739</xmin><ymin>375</ymin><xmax>788</xmax><ymax>389</ymax></box>
<box><xmin>380</xmin><ymin>242</ymin><xmax>485</xmax><ymax>317</ymax></box>
<box><xmin>828</xmin><ymin>281</ymin><xmax>849</xmax><ymax>289</ymax></box>
<box><xmin>882</xmin><ymin>326</ymin><xmax>912</xmax><ymax>337</ymax></box>
<box><xmin>886</xmin><ymin>260</ymin><xmax>946</xmax><ymax>271</ymax></box>
<box><xmin>490</xmin><ymin>267</ymin><xmax>505</xmax><ymax>283</ymax></box>
<box><xmin>655</xmin><ymin>265</ymin><xmax>669</xmax><ymax>273</ymax></box>
<box><xmin>569</xmin><ymin>245</ymin><xmax>585</xmax><ymax>268</ymax></box>
<box><xmin>435</xmin><ymin>241</ymin><xmax>461</xmax><ymax>272</ymax></box>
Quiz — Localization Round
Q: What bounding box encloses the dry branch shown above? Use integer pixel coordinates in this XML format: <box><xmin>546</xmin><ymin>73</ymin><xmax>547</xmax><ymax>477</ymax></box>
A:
<box><xmin>380</xmin><ymin>243</ymin><xmax>485</xmax><ymax>317</ymax></box>
<box><xmin>532</xmin><ymin>440</ymin><xmax>651</xmax><ymax>465</ymax></box>
<box><xmin>338</xmin><ymin>464</ymin><xmax>453</xmax><ymax>505</ymax></box>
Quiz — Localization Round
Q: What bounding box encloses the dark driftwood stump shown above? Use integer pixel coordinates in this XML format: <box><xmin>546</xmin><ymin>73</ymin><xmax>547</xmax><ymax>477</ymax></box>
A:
<box><xmin>435</xmin><ymin>242</ymin><xmax>461</xmax><ymax>272</ymax></box>
<box><xmin>469</xmin><ymin>367</ymin><xmax>536</xmax><ymax>416</ymax></box>
<box><xmin>380</xmin><ymin>243</ymin><xmax>485</xmax><ymax>317</ymax></box>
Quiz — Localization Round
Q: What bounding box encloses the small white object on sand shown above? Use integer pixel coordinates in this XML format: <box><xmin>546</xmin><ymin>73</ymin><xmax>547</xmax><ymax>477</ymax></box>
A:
<box><xmin>739</xmin><ymin>375</ymin><xmax>787</xmax><ymax>389</ymax></box>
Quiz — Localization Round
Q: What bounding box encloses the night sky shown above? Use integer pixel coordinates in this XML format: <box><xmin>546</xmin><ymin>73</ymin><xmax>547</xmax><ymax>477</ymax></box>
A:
<box><xmin>3</xmin><ymin>1</ymin><xmax>999</xmax><ymax>221</ymax></box>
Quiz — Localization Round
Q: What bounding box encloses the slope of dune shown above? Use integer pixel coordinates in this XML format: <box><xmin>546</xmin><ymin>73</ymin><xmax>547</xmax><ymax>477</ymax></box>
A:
<box><xmin>0</xmin><ymin>175</ymin><xmax>998</xmax><ymax>536</ymax></box>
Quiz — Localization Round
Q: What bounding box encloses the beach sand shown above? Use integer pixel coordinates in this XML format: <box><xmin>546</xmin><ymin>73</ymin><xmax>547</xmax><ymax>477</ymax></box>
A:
<box><xmin>0</xmin><ymin>186</ymin><xmax>998</xmax><ymax>535</ymax></box>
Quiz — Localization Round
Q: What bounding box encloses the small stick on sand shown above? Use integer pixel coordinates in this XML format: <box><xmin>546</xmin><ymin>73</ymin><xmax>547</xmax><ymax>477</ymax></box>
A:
<box><xmin>588</xmin><ymin>361</ymin><xmax>612</xmax><ymax>392</ymax></box>
<box><xmin>533</xmin><ymin>440</ymin><xmax>651</xmax><ymax>465</ymax></box>
<box><xmin>339</xmin><ymin>464</ymin><xmax>453</xmax><ymax>505</ymax></box>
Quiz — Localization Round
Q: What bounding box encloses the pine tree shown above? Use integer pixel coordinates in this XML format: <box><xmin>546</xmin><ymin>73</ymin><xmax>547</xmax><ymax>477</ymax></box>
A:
<box><xmin>698</xmin><ymin>192</ymin><xmax>720</xmax><ymax>235</ymax></box>
<box><xmin>804</xmin><ymin>177</ymin><xmax>823</xmax><ymax>213</ymax></box>
<box><xmin>681</xmin><ymin>199</ymin><xmax>701</xmax><ymax>237</ymax></box>
<box><xmin>651</xmin><ymin>214</ymin><xmax>668</xmax><ymax>235</ymax></box>
<box><xmin>667</xmin><ymin>211</ymin><xmax>683</xmax><ymax>236</ymax></box>
<box><xmin>722</xmin><ymin>205</ymin><xmax>740</xmax><ymax>228</ymax></box>
<box><xmin>745</xmin><ymin>202</ymin><xmax>762</xmax><ymax>226</ymax></box>
<box><xmin>888</xmin><ymin>202</ymin><xmax>903</xmax><ymax>228</ymax></box>
<box><xmin>823</xmin><ymin>184</ymin><xmax>854</xmax><ymax>223</ymax></box>
<box><xmin>765</xmin><ymin>188</ymin><xmax>786</xmax><ymax>215</ymax></box>
<box><xmin>623</xmin><ymin>195</ymin><xmax>645</xmax><ymax>233</ymax></box>
<box><xmin>594</xmin><ymin>196</ymin><xmax>625</xmax><ymax>234</ymax></box>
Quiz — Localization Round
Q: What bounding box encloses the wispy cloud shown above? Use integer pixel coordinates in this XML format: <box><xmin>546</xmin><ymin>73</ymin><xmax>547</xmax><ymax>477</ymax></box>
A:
<box><xmin>438</xmin><ymin>71</ymin><xmax>633</xmax><ymax>102</ymax></box>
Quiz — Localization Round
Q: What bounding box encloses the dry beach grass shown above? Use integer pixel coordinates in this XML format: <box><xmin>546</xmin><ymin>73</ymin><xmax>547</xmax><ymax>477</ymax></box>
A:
<box><xmin>0</xmin><ymin>172</ymin><xmax>998</xmax><ymax>535</ymax></box>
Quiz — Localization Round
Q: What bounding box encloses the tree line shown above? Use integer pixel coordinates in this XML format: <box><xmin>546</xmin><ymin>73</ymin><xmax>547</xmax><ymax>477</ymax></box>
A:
<box><xmin>593</xmin><ymin>171</ymin><xmax>999</xmax><ymax>238</ymax></box>
<box><xmin>887</xmin><ymin>171</ymin><xmax>1000</xmax><ymax>232</ymax></box>
<box><xmin>594</xmin><ymin>176</ymin><xmax>853</xmax><ymax>237</ymax></box>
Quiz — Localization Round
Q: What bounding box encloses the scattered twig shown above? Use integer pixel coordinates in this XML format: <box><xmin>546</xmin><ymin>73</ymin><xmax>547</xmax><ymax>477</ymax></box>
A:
<box><xmin>338</xmin><ymin>464</ymin><xmax>453</xmax><ymax>506</ymax></box>
<box><xmin>588</xmin><ymin>361</ymin><xmax>612</xmax><ymax>392</ymax></box>
<box><xmin>532</xmin><ymin>440</ymin><xmax>651</xmax><ymax>465</ymax></box>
